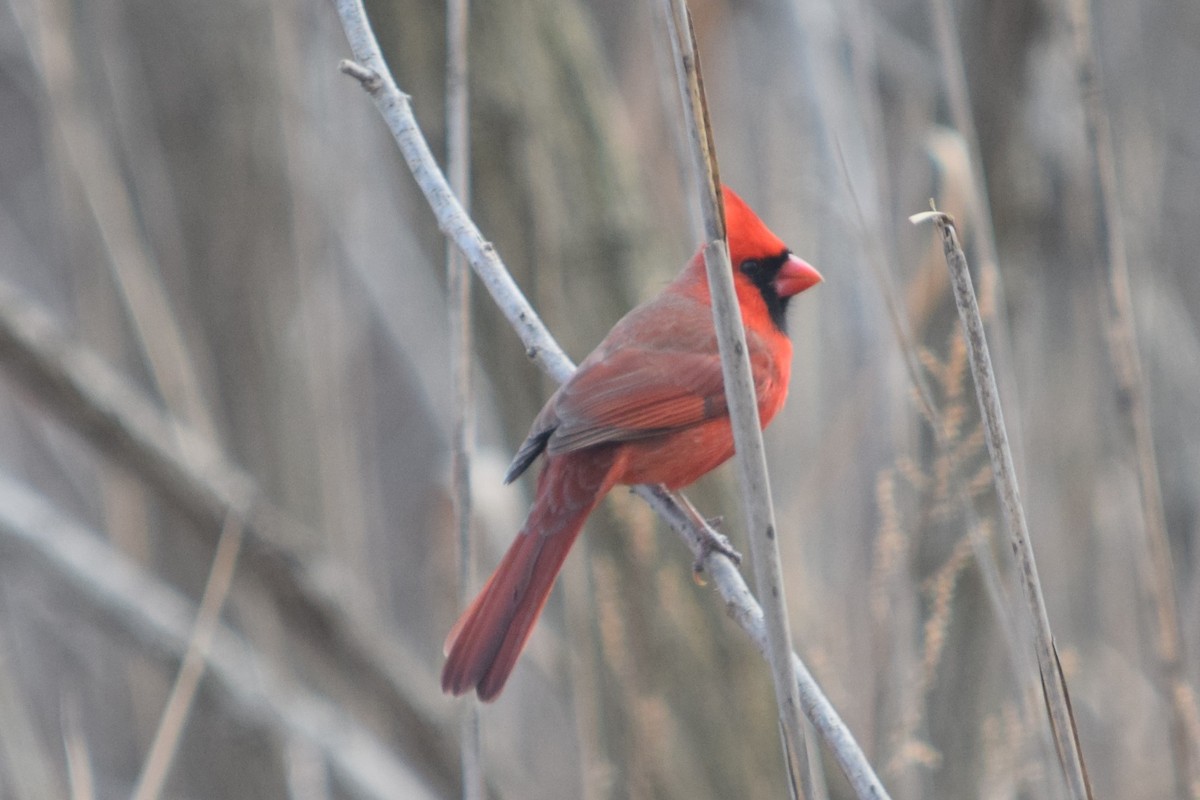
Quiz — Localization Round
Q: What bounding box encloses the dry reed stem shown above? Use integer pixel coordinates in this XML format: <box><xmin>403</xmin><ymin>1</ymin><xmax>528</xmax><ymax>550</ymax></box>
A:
<box><xmin>567</xmin><ymin>553</ymin><xmax>613</xmax><ymax>800</ymax></box>
<box><xmin>1066</xmin><ymin>1</ymin><xmax>1200</xmax><ymax>796</ymax></box>
<box><xmin>911</xmin><ymin>209</ymin><xmax>1093</xmax><ymax>800</ymax></box>
<box><xmin>131</xmin><ymin>508</ymin><xmax>246</xmax><ymax>800</ymax></box>
<box><xmin>332</xmin><ymin>3</ymin><xmax>888</xmax><ymax>795</ymax></box>
<box><xmin>443</xmin><ymin>0</ymin><xmax>483</xmax><ymax>795</ymax></box>
<box><xmin>851</xmin><ymin>137</ymin><xmax>1052</xmax><ymax>785</ymax></box>
<box><xmin>660</xmin><ymin>0</ymin><xmax>810</xmax><ymax>794</ymax></box>
<box><xmin>868</xmin><ymin>468</ymin><xmax>926</xmax><ymax>784</ymax></box>
<box><xmin>267</xmin><ymin>1</ymin><xmax>369</xmax><ymax>568</ymax></box>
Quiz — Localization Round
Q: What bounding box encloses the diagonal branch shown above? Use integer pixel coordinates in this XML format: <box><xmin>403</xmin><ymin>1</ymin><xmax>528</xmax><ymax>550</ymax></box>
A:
<box><xmin>331</xmin><ymin>2</ymin><xmax>888</xmax><ymax>797</ymax></box>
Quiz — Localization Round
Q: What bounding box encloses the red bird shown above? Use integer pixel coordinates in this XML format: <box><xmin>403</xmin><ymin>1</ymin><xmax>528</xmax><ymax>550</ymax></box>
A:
<box><xmin>442</xmin><ymin>186</ymin><xmax>822</xmax><ymax>701</ymax></box>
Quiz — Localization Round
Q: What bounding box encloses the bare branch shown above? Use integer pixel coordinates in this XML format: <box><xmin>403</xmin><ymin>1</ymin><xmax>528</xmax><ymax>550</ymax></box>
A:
<box><xmin>332</xmin><ymin>0</ymin><xmax>575</xmax><ymax>384</ymax></box>
<box><xmin>647</xmin><ymin>487</ymin><xmax>889</xmax><ymax>798</ymax></box>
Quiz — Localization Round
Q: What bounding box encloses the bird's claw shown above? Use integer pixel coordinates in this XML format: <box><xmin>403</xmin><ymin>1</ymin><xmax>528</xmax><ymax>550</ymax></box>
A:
<box><xmin>692</xmin><ymin>528</ymin><xmax>742</xmax><ymax>579</ymax></box>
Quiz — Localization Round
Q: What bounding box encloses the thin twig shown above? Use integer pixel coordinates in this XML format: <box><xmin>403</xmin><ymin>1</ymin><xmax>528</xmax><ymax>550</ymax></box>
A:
<box><xmin>1065</xmin><ymin>1</ymin><xmax>1200</xmax><ymax>797</ymax></box>
<box><xmin>444</xmin><ymin>0</ymin><xmax>484</xmax><ymax>795</ymax></box>
<box><xmin>331</xmin><ymin>2</ymin><xmax>888</xmax><ymax>796</ymax></box>
<box><xmin>910</xmin><ymin>209</ymin><xmax>1092</xmax><ymax>800</ymax></box>
<box><xmin>660</xmin><ymin>1</ymin><xmax>810</xmax><ymax>795</ymax></box>
<box><xmin>131</xmin><ymin>508</ymin><xmax>247</xmax><ymax>800</ymax></box>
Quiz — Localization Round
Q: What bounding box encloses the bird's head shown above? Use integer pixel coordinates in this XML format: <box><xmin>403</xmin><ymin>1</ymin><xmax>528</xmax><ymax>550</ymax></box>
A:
<box><xmin>722</xmin><ymin>185</ymin><xmax>822</xmax><ymax>333</ymax></box>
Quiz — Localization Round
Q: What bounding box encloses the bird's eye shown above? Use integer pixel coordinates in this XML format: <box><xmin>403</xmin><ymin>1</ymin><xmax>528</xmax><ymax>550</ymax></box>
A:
<box><xmin>740</xmin><ymin>259</ymin><xmax>760</xmax><ymax>275</ymax></box>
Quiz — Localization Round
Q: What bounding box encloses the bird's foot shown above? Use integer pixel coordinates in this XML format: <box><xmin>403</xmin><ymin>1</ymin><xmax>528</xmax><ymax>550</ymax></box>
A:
<box><xmin>648</xmin><ymin>486</ymin><xmax>743</xmax><ymax>582</ymax></box>
<box><xmin>692</xmin><ymin>520</ymin><xmax>742</xmax><ymax>576</ymax></box>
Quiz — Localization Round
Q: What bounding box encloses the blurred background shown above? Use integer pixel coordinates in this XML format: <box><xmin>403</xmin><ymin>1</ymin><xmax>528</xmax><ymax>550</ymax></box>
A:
<box><xmin>0</xmin><ymin>0</ymin><xmax>1196</xmax><ymax>797</ymax></box>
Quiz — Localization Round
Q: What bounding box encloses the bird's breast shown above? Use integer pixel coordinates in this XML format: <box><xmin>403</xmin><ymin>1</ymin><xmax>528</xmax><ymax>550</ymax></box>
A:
<box><xmin>614</xmin><ymin>417</ymin><xmax>738</xmax><ymax>489</ymax></box>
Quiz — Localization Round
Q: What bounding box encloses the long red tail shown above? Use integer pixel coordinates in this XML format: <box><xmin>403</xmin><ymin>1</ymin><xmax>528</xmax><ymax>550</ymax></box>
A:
<box><xmin>442</xmin><ymin>450</ymin><xmax>620</xmax><ymax>701</ymax></box>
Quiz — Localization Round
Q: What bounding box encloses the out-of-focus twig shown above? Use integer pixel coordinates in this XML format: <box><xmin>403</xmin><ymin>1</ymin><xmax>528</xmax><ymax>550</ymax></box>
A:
<box><xmin>660</xmin><ymin>1</ymin><xmax>810</xmax><ymax>795</ymax></box>
<box><xmin>0</xmin><ymin>472</ymin><xmax>440</xmax><ymax>800</ymax></box>
<box><xmin>443</xmin><ymin>0</ymin><xmax>483</xmax><ymax>795</ymax></box>
<box><xmin>131</xmin><ymin>509</ymin><xmax>246</xmax><ymax>800</ymax></box>
<box><xmin>332</xmin><ymin>3</ymin><xmax>888</xmax><ymax>796</ymax></box>
<box><xmin>1066</xmin><ymin>2</ymin><xmax>1199</xmax><ymax>797</ymax></box>
<box><xmin>911</xmin><ymin>209</ymin><xmax>1092</xmax><ymax>800</ymax></box>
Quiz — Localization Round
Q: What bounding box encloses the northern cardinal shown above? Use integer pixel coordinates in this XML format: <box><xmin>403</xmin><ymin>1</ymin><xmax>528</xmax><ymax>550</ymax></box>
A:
<box><xmin>442</xmin><ymin>186</ymin><xmax>822</xmax><ymax>701</ymax></box>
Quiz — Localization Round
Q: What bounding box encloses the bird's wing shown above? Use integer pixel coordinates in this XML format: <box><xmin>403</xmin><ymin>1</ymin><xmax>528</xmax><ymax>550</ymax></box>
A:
<box><xmin>549</xmin><ymin>332</ymin><xmax>780</xmax><ymax>455</ymax></box>
<box><xmin>548</xmin><ymin>347</ymin><xmax>727</xmax><ymax>453</ymax></box>
<box><xmin>506</xmin><ymin>291</ymin><xmax>781</xmax><ymax>475</ymax></box>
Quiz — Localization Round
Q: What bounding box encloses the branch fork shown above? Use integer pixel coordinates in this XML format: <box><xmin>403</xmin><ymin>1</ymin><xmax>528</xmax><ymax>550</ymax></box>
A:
<box><xmin>338</xmin><ymin>59</ymin><xmax>383</xmax><ymax>92</ymax></box>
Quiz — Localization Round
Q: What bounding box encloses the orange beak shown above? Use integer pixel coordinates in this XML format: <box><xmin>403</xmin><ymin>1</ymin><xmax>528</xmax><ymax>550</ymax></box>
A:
<box><xmin>773</xmin><ymin>254</ymin><xmax>823</xmax><ymax>298</ymax></box>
